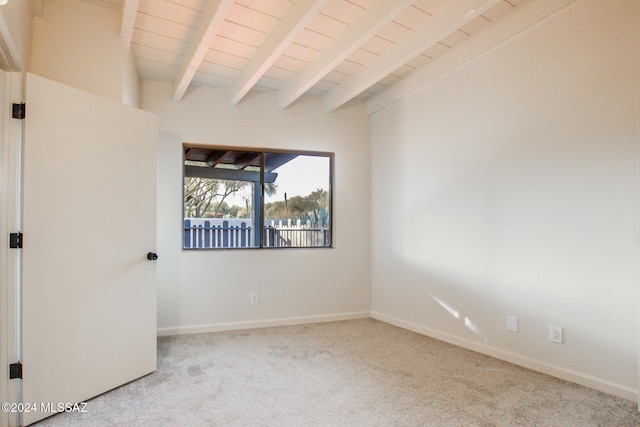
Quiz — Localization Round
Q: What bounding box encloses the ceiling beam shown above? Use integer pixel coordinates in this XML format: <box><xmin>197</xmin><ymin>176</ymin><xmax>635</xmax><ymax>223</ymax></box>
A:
<box><xmin>233</xmin><ymin>152</ymin><xmax>260</xmax><ymax>169</ymax></box>
<box><xmin>185</xmin><ymin>166</ymin><xmax>277</xmax><ymax>183</ymax></box>
<box><xmin>324</xmin><ymin>0</ymin><xmax>500</xmax><ymax>112</ymax></box>
<box><xmin>366</xmin><ymin>0</ymin><xmax>579</xmax><ymax>115</ymax></box>
<box><xmin>120</xmin><ymin>0</ymin><xmax>139</xmax><ymax>51</ymax></box>
<box><xmin>205</xmin><ymin>151</ymin><xmax>227</xmax><ymax>166</ymax></box>
<box><xmin>264</xmin><ymin>153</ymin><xmax>298</xmax><ymax>172</ymax></box>
<box><xmin>172</xmin><ymin>0</ymin><xmax>234</xmax><ymax>102</ymax></box>
<box><xmin>277</xmin><ymin>0</ymin><xmax>414</xmax><ymax>110</ymax></box>
<box><xmin>229</xmin><ymin>0</ymin><xmax>327</xmax><ymax>106</ymax></box>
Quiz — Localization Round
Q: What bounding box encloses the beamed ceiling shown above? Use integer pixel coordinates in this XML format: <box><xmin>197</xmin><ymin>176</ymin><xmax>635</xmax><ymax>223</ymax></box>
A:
<box><xmin>78</xmin><ymin>0</ymin><xmax>576</xmax><ymax>112</ymax></box>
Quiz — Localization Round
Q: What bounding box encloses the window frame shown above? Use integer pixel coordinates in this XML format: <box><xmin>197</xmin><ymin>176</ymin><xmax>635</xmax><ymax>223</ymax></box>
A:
<box><xmin>182</xmin><ymin>143</ymin><xmax>334</xmax><ymax>250</ymax></box>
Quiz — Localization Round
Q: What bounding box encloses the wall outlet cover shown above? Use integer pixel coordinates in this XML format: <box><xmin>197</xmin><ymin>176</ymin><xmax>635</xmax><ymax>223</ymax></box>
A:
<box><xmin>549</xmin><ymin>325</ymin><xmax>563</xmax><ymax>344</ymax></box>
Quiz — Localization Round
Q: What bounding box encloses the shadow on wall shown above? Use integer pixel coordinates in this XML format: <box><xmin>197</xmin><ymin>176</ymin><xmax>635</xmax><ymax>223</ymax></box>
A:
<box><xmin>372</xmin><ymin>138</ymin><xmax>637</xmax><ymax>391</ymax></box>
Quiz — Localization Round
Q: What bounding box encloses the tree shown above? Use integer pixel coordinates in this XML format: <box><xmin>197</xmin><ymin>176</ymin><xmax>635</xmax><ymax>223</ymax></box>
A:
<box><xmin>184</xmin><ymin>178</ymin><xmax>279</xmax><ymax>218</ymax></box>
<box><xmin>184</xmin><ymin>178</ymin><xmax>249</xmax><ymax>218</ymax></box>
<box><xmin>264</xmin><ymin>188</ymin><xmax>329</xmax><ymax>226</ymax></box>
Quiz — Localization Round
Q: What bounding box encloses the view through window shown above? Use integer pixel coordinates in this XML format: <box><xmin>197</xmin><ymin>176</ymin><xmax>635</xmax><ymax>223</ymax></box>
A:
<box><xmin>183</xmin><ymin>145</ymin><xmax>332</xmax><ymax>249</ymax></box>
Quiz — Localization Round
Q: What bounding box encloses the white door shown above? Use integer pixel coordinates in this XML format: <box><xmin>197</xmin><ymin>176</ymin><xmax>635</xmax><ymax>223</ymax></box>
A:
<box><xmin>21</xmin><ymin>73</ymin><xmax>158</xmax><ymax>426</ymax></box>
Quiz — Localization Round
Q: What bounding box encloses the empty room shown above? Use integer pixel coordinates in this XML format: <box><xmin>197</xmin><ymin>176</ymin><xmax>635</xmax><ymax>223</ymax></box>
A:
<box><xmin>0</xmin><ymin>0</ymin><xmax>639</xmax><ymax>425</ymax></box>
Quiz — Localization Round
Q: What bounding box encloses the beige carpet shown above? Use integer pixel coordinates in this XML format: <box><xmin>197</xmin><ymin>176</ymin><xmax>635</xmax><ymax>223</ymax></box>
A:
<box><xmin>34</xmin><ymin>319</ymin><xmax>639</xmax><ymax>426</ymax></box>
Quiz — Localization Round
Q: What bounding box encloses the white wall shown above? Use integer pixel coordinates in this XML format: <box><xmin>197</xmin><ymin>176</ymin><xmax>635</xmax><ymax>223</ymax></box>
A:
<box><xmin>29</xmin><ymin>0</ymin><xmax>138</xmax><ymax>105</ymax></box>
<box><xmin>370</xmin><ymin>0</ymin><xmax>639</xmax><ymax>401</ymax></box>
<box><xmin>143</xmin><ymin>82</ymin><xmax>371</xmax><ymax>334</ymax></box>
<box><xmin>0</xmin><ymin>0</ymin><xmax>32</xmax><ymax>70</ymax></box>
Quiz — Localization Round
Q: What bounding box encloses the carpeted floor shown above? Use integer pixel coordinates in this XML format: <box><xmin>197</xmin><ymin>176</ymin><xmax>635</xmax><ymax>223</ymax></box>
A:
<box><xmin>34</xmin><ymin>319</ymin><xmax>640</xmax><ymax>426</ymax></box>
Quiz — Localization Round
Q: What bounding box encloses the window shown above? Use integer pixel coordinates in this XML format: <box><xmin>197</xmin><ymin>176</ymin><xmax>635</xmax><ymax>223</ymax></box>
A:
<box><xmin>183</xmin><ymin>145</ymin><xmax>333</xmax><ymax>249</ymax></box>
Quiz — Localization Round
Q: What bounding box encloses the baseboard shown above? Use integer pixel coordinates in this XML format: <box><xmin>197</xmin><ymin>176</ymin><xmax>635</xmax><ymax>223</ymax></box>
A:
<box><xmin>157</xmin><ymin>311</ymin><xmax>371</xmax><ymax>337</ymax></box>
<box><xmin>371</xmin><ymin>311</ymin><xmax>638</xmax><ymax>403</ymax></box>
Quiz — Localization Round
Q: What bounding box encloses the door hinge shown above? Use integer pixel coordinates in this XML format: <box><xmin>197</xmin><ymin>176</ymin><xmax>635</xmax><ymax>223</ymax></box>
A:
<box><xmin>9</xmin><ymin>232</ymin><xmax>22</xmax><ymax>249</ymax></box>
<box><xmin>9</xmin><ymin>362</ymin><xmax>22</xmax><ymax>379</ymax></box>
<box><xmin>11</xmin><ymin>103</ymin><xmax>25</xmax><ymax>119</ymax></box>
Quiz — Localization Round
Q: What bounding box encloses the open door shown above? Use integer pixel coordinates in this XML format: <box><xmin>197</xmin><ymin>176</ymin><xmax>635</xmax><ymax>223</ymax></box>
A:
<box><xmin>21</xmin><ymin>73</ymin><xmax>158</xmax><ymax>425</ymax></box>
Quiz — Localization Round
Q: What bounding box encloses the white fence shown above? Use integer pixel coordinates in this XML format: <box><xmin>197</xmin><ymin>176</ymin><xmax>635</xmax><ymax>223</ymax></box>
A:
<box><xmin>263</xmin><ymin>219</ymin><xmax>329</xmax><ymax>247</ymax></box>
<box><xmin>184</xmin><ymin>218</ymin><xmax>329</xmax><ymax>248</ymax></box>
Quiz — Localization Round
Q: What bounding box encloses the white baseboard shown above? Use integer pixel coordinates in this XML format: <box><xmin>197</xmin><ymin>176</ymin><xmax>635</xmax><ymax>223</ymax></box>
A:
<box><xmin>371</xmin><ymin>311</ymin><xmax>638</xmax><ymax>403</ymax></box>
<box><xmin>157</xmin><ymin>311</ymin><xmax>371</xmax><ymax>337</ymax></box>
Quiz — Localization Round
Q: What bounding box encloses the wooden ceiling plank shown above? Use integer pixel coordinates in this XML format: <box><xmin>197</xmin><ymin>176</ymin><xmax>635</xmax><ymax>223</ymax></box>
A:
<box><xmin>320</xmin><ymin>0</ymin><xmax>367</xmax><ymax>24</ymax></box>
<box><xmin>184</xmin><ymin>148</ymin><xmax>198</xmax><ymax>160</ymax></box>
<box><xmin>376</xmin><ymin>21</ymin><xmax>412</xmax><ymax>43</ymax></box>
<box><xmin>217</xmin><ymin>20</ymin><xmax>269</xmax><ymax>48</ymax></box>
<box><xmin>305</xmin><ymin>11</ymin><xmax>349</xmax><ymax>37</ymax></box>
<box><xmin>281</xmin><ymin>42</ymin><xmax>319</xmax><ymax>62</ymax></box>
<box><xmin>120</xmin><ymin>0</ymin><xmax>139</xmax><ymax>51</ymax></box>
<box><xmin>192</xmin><ymin>72</ymin><xmax>234</xmax><ymax>87</ymax></box>
<box><xmin>272</xmin><ymin>54</ymin><xmax>308</xmax><ymax>73</ymax></box>
<box><xmin>203</xmin><ymin>49</ymin><xmax>248</xmax><ymax>70</ymax></box>
<box><xmin>135</xmin><ymin>57</ymin><xmax>180</xmax><ymax>75</ymax></box>
<box><xmin>133</xmin><ymin>44</ymin><xmax>183</xmax><ymax>66</ymax></box>
<box><xmin>358</xmin><ymin>35</ymin><xmax>393</xmax><ymax>57</ymax></box>
<box><xmin>172</xmin><ymin>0</ymin><xmax>235</xmax><ymax>102</ymax></box>
<box><xmin>393</xmin><ymin>5</ymin><xmax>431</xmax><ymax>29</ymax></box>
<box><xmin>366</xmin><ymin>0</ymin><xmax>578</xmax><ymax>115</ymax></box>
<box><xmin>206</xmin><ymin>151</ymin><xmax>228</xmax><ymax>166</ymax></box>
<box><xmin>236</xmin><ymin>0</ymin><xmax>293</xmax><ymax>18</ymax></box>
<box><xmin>333</xmin><ymin>59</ymin><xmax>364</xmax><ymax>76</ymax></box>
<box><xmin>255</xmin><ymin>75</ymin><xmax>287</xmax><ymax>91</ymax></box>
<box><xmin>294</xmin><ymin>28</ymin><xmax>334</xmax><ymax>52</ymax></box>
<box><xmin>233</xmin><ymin>153</ymin><xmax>260</xmax><ymax>169</ymax></box>
<box><xmin>131</xmin><ymin>30</ymin><xmax>190</xmax><ymax>54</ymax></box>
<box><xmin>277</xmin><ymin>0</ymin><xmax>414</xmax><ymax>109</ymax></box>
<box><xmin>212</xmin><ymin>36</ymin><xmax>259</xmax><ymax>59</ymax></box>
<box><xmin>135</xmin><ymin>13</ymin><xmax>198</xmax><ymax>41</ymax></box>
<box><xmin>229</xmin><ymin>0</ymin><xmax>327</xmax><ymax>105</ymax></box>
<box><xmin>324</xmin><ymin>0</ymin><xmax>500</xmax><ymax>112</ymax></box>
<box><xmin>226</xmin><ymin>4</ymin><xmax>284</xmax><ymax>34</ymax></box>
<box><xmin>264</xmin><ymin>66</ymin><xmax>297</xmax><ymax>82</ymax></box>
<box><xmin>137</xmin><ymin>0</ymin><xmax>202</xmax><ymax>27</ymax></box>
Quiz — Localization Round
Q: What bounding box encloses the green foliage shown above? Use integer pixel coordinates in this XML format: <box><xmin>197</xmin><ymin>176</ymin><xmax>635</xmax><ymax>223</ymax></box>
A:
<box><xmin>265</xmin><ymin>188</ymin><xmax>329</xmax><ymax>227</ymax></box>
<box><xmin>184</xmin><ymin>176</ymin><xmax>325</xmax><ymax>224</ymax></box>
<box><xmin>300</xmin><ymin>207</ymin><xmax>329</xmax><ymax>228</ymax></box>
<box><xmin>264</xmin><ymin>182</ymin><xmax>277</xmax><ymax>197</ymax></box>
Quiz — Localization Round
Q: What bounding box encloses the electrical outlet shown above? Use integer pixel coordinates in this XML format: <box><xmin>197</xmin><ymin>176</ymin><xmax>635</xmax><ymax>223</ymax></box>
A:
<box><xmin>507</xmin><ymin>315</ymin><xmax>519</xmax><ymax>332</ymax></box>
<box><xmin>250</xmin><ymin>292</ymin><xmax>259</xmax><ymax>305</ymax></box>
<box><xmin>549</xmin><ymin>325</ymin><xmax>563</xmax><ymax>344</ymax></box>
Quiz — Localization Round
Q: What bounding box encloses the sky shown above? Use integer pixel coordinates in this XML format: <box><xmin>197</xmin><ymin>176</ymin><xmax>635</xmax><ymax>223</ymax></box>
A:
<box><xmin>225</xmin><ymin>154</ymin><xmax>330</xmax><ymax>207</ymax></box>
<box><xmin>267</xmin><ymin>155</ymin><xmax>330</xmax><ymax>202</ymax></box>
